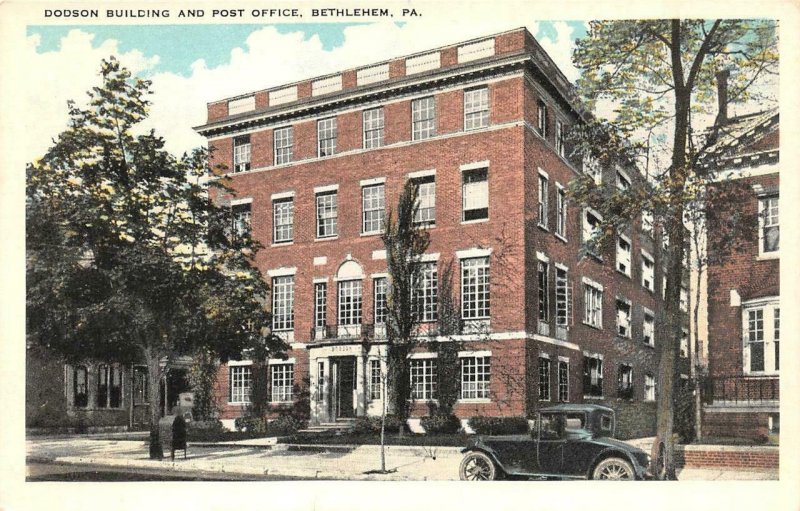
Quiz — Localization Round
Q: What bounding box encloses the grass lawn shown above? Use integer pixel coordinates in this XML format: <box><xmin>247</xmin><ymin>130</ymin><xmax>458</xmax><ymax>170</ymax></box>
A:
<box><xmin>279</xmin><ymin>431</ymin><xmax>470</xmax><ymax>447</ymax></box>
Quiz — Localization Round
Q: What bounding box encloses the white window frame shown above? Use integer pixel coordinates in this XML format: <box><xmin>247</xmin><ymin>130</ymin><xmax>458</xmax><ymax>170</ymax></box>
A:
<box><xmin>411</xmin><ymin>96</ymin><xmax>436</xmax><ymax>140</ymax></box>
<box><xmin>680</xmin><ymin>329</ymin><xmax>689</xmax><ymax>358</ymax></box>
<box><xmin>464</xmin><ymin>86</ymin><xmax>489</xmax><ymax>130</ymax></box>
<box><xmin>361</xmin><ymin>183</ymin><xmax>385</xmax><ymax>234</ymax></box>
<box><xmin>270</xmin><ymin>363</ymin><xmax>294</xmax><ymax>403</ymax></box>
<box><xmin>538</xmin><ymin>171</ymin><xmax>549</xmax><ymax>229</ymax></box>
<box><xmin>369</xmin><ymin>359</ymin><xmax>382</xmax><ymax>400</ymax></box>
<box><xmin>618</xmin><ymin>364</ymin><xmax>634</xmax><ymax>399</ymax></box>
<box><xmin>461</xmin><ymin>257</ymin><xmax>490</xmax><ymax>320</ymax></box>
<box><xmin>363</xmin><ymin>107</ymin><xmax>385</xmax><ymax>149</ymax></box>
<box><xmin>316</xmin><ymin>191</ymin><xmax>338</xmax><ymax>238</ymax></box>
<box><xmin>272</xmin><ymin>197</ymin><xmax>294</xmax><ymax>243</ymax></box>
<box><xmin>758</xmin><ymin>196</ymin><xmax>779</xmax><ymax>257</ymax></box>
<box><xmin>538</xmin><ymin>261</ymin><xmax>549</xmax><ymax>322</ymax></box>
<box><xmin>410</xmin><ymin>357</ymin><xmax>437</xmax><ymax>400</ymax></box>
<box><xmin>229</xmin><ymin>364</ymin><xmax>252</xmax><ymax>404</ymax></box>
<box><xmin>460</xmin><ymin>355</ymin><xmax>490</xmax><ymax>400</ymax></box>
<box><xmin>583</xmin><ymin>355</ymin><xmax>603</xmax><ymax>398</ymax></box>
<box><xmin>462</xmin><ymin>167</ymin><xmax>489</xmax><ymax>222</ymax></box>
<box><xmin>742</xmin><ymin>300</ymin><xmax>779</xmax><ymax>375</ymax></box>
<box><xmin>537</xmin><ymin>100</ymin><xmax>548</xmax><ymax>138</ymax></box>
<box><xmin>555</xmin><ymin>120</ymin><xmax>566</xmax><ymax>158</ymax></box>
<box><xmin>274</xmin><ymin>126</ymin><xmax>293</xmax><ymax>165</ymax></box>
<box><xmin>413</xmin><ymin>262</ymin><xmax>438</xmax><ymax>323</ymax></box>
<box><xmin>582</xmin><ymin>208</ymin><xmax>602</xmax><ymax>254</ymax></box>
<box><xmin>644</xmin><ymin>374</ymin><xmax>656</xmax><ymax>402</ymax></box>
<box><xmin>373</xmin><ymin>277</ymin><xmax>388</xmax><ymax>325</ymax></box>
<box><xmin>555</xmin><ymin>184</ymin><xmax>567</xmax><ymax>239</ymax></box>
<box><xmin>272</xmin><ymin>276</ymin><xmax>295</xmax><ymax>331</ymax></box>
<box><xmin>314</xmin><ymin>282</ymin><xmax>327</xmax><ymax>329</ymax></box>
<box><xmin>643</xmin><ymin>309</ymin><xmax>655</xmax><ymax>347</ymax></box>
<box><xmin>616</xmin><ymin>234</ymin><xmax>632</xmax><ymax>277</ymax></box>
<box><xmin>317</xmin><ymin>117</ymin><xmax>337</xmax><ymax>157</ymax></box>
<box><xmin>338</xmin><ymin>279</ymin><xmax>363</xmax><ymax>327</ymax></box>
<box><xmin>413</xmin><ymin>175</ymin><xmax>436</xmax><ymax>226</ymax></box>
<box><xmin>616</xmin><ymin>169</ymin><xmax>631</xmax><ymax>191</ymax></box>
<box><xmin>557</xmin><ymin>359</ymin><xmax>569</xmax><ymax>402</ymax></box>
<box><xmin>583</xmin><ymin>282</ymin><xmax>603</xmax><ymax>329</ymax></box>
<box><xmin>233</xmin><ymin>135</ymin><xmax>251</xmax><ymax>173</ymax></box>
<box><xmin>641</xmin><ymin>251</ymin><xmax>655</xmax><ymax>292</ymax></box>
<box><xmin>538</xmin><ymin>356</ymin><xmax>551</xmax><ymax>401</ymax></box>
<box><xmin>616</xmin><ymin>298</ymin><xmax>631</xmax><ymax>338</ymax></box>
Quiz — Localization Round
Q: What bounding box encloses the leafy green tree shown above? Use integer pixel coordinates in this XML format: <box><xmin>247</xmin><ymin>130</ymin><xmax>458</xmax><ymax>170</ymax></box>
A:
<box><xmin>26</xmin><ymin>58</ymin><xmax>284</xmax><ymax>458</ymax></box>
<box><xmin>571</xmin><ymin>20</ymin><xmax>777</xmax><ymax>478</ymax></box>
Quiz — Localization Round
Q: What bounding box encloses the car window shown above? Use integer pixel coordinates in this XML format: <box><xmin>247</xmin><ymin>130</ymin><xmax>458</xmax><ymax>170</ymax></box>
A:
<box><xmin>564</xmin><ymin>413</ymin><xmax>587</xmax><ymax>433</ymax></box>
<box><xmin>539</xmin><ymin>414</ymin><xmax>564</xmax><ymax>440</ymax></box>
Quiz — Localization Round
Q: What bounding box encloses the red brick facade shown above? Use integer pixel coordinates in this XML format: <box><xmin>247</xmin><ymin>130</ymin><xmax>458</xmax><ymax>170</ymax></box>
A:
<box><xmin>197</xmin><ymin>28</ymin><xmax>666</xmax><ymax>431</ymax></box>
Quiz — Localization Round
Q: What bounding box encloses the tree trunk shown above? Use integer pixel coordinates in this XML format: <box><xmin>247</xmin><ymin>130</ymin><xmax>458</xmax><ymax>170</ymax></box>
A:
<box><xmin>144</xmin><ymin>347</ymin><xmax>164</xmax><ymax>460</ymax></box>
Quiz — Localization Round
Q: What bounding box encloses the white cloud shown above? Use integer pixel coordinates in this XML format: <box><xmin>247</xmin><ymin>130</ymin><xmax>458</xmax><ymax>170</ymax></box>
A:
<box><xmin>24</xmin><ymin>15</ymin><xmax>584</xmax><ymax>160</ymax></box>
<box><xmin>537</xmin><ymin>21</ymin><xmax>581</xmax><ymax>82</ymax></box>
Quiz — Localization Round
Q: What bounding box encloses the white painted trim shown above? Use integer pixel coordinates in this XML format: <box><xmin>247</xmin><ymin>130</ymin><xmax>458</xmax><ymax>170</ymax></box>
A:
<box><xmin>460</xmin><ymin>160</ymin><xmax>490</xmax><ymax>172</ymax></box>
<box><xmin>532</xmin><ymin>334</ymin><xmax>580</xmax><ymax>351</ymax></box>
<box><xmin>539</xmin><ymin>352</ymin><xmax>550</xmax><ymax>359</ymax></box>
<box><xmin>372</xmin><ymin>250</ymin><xmax>387</xmax><ymax>260</ymax></box>
<box><xmin>640</xmin><ymin>249</ymin><xmax>653</xmax><ymax>262</ymax></box>
<box><xmin>419</xmin><ymin>252</ymin><xmax>440</xmax><ymax>262</ymax></box>
<box><xmin>458</xmin><ymin>350</ymin><xmax>491</xmax><ymax>358</ymax></box>
<box><xmin>312</xmin><ymin>277</ymin><xmax>329</xmax><ymax>284</ymax></box>
<box><xmin>582</xmin><ymin>351</ymin><xmax>604</xmax><ymax>360</ymax></box>
<box><xmin>313</xmin><ymin>256</ymin><xmax>327</xmax><ymax>266</ymax></box>
<box><xmin>267</xmin><ymin>266</ymin><xmax>297</xmax><ymax>277</ymax></box>
<box><xmin>537</xmin><ymin>167</ymin><xmax>549</xmax><ymax>179</ymax></box>
<box><xmin>730</xmin><ymin>289</ymin><xmax>741</xmax><ymax>307</ymax></box>
<box><xmin>615</xmin><ymin>295</ymin><xmax>631</xmax><ymax>305</ymax></box>
<box><xmin>741</xmin><ymin>295</ymin><xmax>779</xmax><ymax>307</ymax></box>
<box><xmin>618</xmin><ymin>232</ymin><xmax>631</xmax><ymax>244</ymax></box>
<box><xmin>710</xmin><ymin>162</ymin><xmax>779</xmax><ymax>182</ymax></box>
<box><xmin>409</xmin><ymin>352</ymin><xmax>438</xmax><ymax>360</ymax></box>
<box><xmin>371</xmin><ymin>272</ymin><xmax>389</xmax><ymax>279</ymax></box>
<box><xmin>314</xmin><ymin>184</ymin><xmax>339</xmax><ymax>194</ymax></box>
<box><xmin>360</xmin><ymin>176</ymin><xmax>386</xmax><ymax>187</ymax></box>
<box><xmin>558</xmin><ymin>355</ymin><xmax>570</xmax><ymax>363</ymax></box>
<box><xmin>268</xmin><ymin>357</ymin><xmax>296</xmax><ymax>365</ymax></box>
<box><xmin>228</xmin><ymin>360</ymin><xmax>253</xmax><ymax>367</ymax></box>
<box><xmin>641</xmin><ymin>306</ymin><xmax>654</xmax><ymax>316</ymax></box>
<box><xmin>271</xmin><ymin>191</ymin><xmax>295</xmax><ymax>201</ymax></box>
<box><xmin>554</xmin><ymin>262</ymin><xmax>569</xmax><ymax>271</ymax></box>
<box><xmin>408</xmin><ymin>168</ymin><xmax>436</xmax><ymax>179</ymax></box>
<box><xmin>536</xmin><ymin>251</ymin><xmax>550</xmax><ymax>263</ymax></box>
<box><xmin>581</xmin><ymin>276</ymin><xmax>604</xmax><ymax>292</ymax></box>
<box><xmin>455</xmin><ymin>247</ymin><xmax>492</xmax><ymax>259</ymax></box>
<box><xmin>229</xmin><ymin>197</ymin><xmax>253</xmax><ymax>206</ymax></box>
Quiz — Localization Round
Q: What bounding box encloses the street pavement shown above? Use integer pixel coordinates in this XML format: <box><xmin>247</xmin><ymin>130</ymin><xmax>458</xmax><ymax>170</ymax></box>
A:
<box><xmin>26</xmin><ymin>436</ymin><xmax>779</xmax><ymax>481</ymax></box>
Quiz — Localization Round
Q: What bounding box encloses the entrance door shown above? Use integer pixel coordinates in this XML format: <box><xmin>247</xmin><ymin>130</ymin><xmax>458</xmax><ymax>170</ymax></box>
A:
<box><xmin>332</xmin><ymin>357</ymin><xmax>356</xmax><ymax>419</ymax></box>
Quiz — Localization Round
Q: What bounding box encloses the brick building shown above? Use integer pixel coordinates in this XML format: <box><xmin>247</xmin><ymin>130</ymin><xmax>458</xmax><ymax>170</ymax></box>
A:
<box><xmin>196</xmin><ymin>28</ymin><xmax>672</xmax><ymax>436</ymax></box>
<box><xmin>700</xmin><ymin>81</ymin><xmax>779</xmax><ymax>441</ymax></box>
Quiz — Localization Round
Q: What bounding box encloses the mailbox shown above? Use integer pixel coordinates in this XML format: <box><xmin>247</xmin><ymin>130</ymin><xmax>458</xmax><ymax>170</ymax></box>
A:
<box><xmin>158</xmin><ymin>414</ymin><xmax>187</xmax><ymax>461</ymax></box>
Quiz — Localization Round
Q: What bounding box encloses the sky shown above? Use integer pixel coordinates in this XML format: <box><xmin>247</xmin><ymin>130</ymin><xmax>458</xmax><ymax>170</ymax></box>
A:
<box><xmin>22</xmin><ymin>19</ymin><xmax>588</xmax><ymax>159</ymax></box>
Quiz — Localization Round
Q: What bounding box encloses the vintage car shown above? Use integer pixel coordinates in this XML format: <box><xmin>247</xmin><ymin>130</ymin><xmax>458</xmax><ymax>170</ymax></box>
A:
<box><xmin>459</xmin><ymin>404</ymin><xmax>652</xmax><ymax>480</ymax></box>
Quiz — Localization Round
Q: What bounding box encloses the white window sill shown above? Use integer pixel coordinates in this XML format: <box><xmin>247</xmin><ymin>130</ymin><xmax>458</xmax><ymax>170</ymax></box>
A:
<box><xmin>314</xmin><ymin>236</ymin><xmax>339</xmax><ymax>242</ymax></box>
<box><xmin>360</xmin><ymin>230</ymin><xmax>383</xmax><ymax>237</ymax></box>
<box><xmin>458</xmin><ymin>398</ymin><xmax>491</xmax><ymax>404</ymax></box>
<box><xmin>271</xmin><ymin>241</ymin><xmax>294</xmax><ymax>247</ymax></box>
<box><xmin>616</xmin><ymin>268</ymin><xmax>631</xmax><ymax>279</ymax></box>
<box><xmin>228</xmin><ymin>401</ymin><xmax>250</xmax><ymax>405</ymax></box>
<box><xmin>554</xmin><ymin>232</ymin><xmax>568</xmax><ymax>243</ymax></box>
<box><xmin>538</xmin><ymin>223</ymin><xmax>549</xmax><ymax>232</ymax></box>
<box><xmin>644</xmin><ymin>342</ymin><xmax>655</xmax><ymax>349</ymax></box>
<box><xmin>461</xmin><ymin>218</ymin><xmax>489</xmax><ymax>225</ymax></box>
<box><xmin>582</xmin><ymin>321</ymin><xmax>603</xmax><ymax>330</ymax></box>
<box><xmin>757</xmin><ymin>252</ymin><xmax>779</xmax><ymax>261</ymax></box>
<box><xmin>270</xmin><ymin>400</ymin><xmax>294</xmax><ymax>405</ymax></box>
<box><xmin>583</xmin><ymin>395</ymin><xmax>605</xmax><ymax>400</ymax></box>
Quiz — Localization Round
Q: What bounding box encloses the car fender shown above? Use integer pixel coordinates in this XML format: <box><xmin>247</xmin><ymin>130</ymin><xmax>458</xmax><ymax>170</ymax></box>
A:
<box><xmin>586</xmin><ymin>448</ymin><xmax>638</xmax><ymax>479</ymax></box>
<box><xmin>460</xmin><ymin>446</ymin><xmax>508</xmax><ymax>474</ymax></box>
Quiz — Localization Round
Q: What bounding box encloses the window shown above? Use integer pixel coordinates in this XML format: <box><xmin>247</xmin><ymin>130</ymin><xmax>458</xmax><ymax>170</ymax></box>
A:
<box><xmin>274</xmin><ymin>126</ymin><xmax>293</xmax><ymax>165</ymax></box>
<box><xmin>583</xmin><ymin>355</ymin><xmax>603</xmax><ymax>397</ymax></box>
<box><xmin>582</xmin><ymin>209</ymin><xmax>602</xmax><ymax>252</ymax></box>
<box><xmin>680</xmin><ymin>286</ymin><xmax>689</xmax><ymax>312</ymax></box>
<box><xmin>555</xmin><ymin>186</ymin><xmax>567</xmax><ymax>237</ymax></box>
<box><xmin>555</xmin><ymin>120</ymin><xmax>566</xmax><ymax>158</ymax></box>
<box><xmin>317</xmin><ymin>117</ymin><xmax>337</xmax><ymax>157</ymax></box>
<box><xmin>537</xmin><ymin>100</ymin><xmax>548</xmax><ymax>138</ymax></box>
<box><xmin>464</xmin><ymin>87</ymin><xmax>489</xmax><ymax>130</ymax></box>
<box><xmin>616</xmin><ymin>170</ymin><xmax>631</xmax><ymax>191</ymax></box>
<box><xmin>641</xmin><ymin>253</ymin><xmax>655</xmax><ymax>292</ymax></box>
<box><xmin>271</xmin><ymin>364</ymin><xmax>294</xmax><ymax>402</ymax></box>
<box><xmin>314</xmin><ymin>282</ymin><xmax>327</xmax><ymax>329</ymax></box>
<box><xmin>583</xmin><ymin>282</ymin><xmax>603</xmax><ymax>329</ymax></box>
<box><xmin>616</xmin><ymin>236</ymin><xmax>631</xmax><ymax>276</ymax></box>
<box><xmin>413</xmin><ymin>175</ymin><xmax>436</xmax><ymax>226</ymax></box>
<box><xmin>233</xmin><ymin>135</ymin><xmax>251</xmax><ymax>173</ymax></box>
<box><xmin>273</xmin><ymin>198</ymin><xmax>294</xmax><ymax>243</ymax></box>
<box><xmin>642</xmin><ymin>210</ymin><xmax>654</xmax><ymax>236</ymax></box>
<box><xmin>229</xmin><ymin>365</ymin><xmax>252</xmax><ymax>403</ymax></box>
<box><xmin>410</xmin><ymin>358</ymin><xmax>437</xmax><ymax>400</ymax></box>
<box><xmin>231</xmin><ymin>203</ymin><xmax>251</xmax><ymax>239</ymax></box>
<box><xmin>644</xmin><ymin>374</ymin><xmax>656</xmax><ymax>401</ymax></box>
<box><xmin>97</xmin><ymin>364</ymin><xmax>122</xmax><ymax>408</ymax></box>
<box><xmin>744</xmin><ymin>304</ymin><xmax>779</xmax><ymax>374</ymax></box>
<box><xmin>558</xmin><ymin>360</ymin><xmax>569</xmax><ymax>402</ymax></box>
<box><xmin>759</xmin><ymin>196</ymin><xmax>779</xmax><ymax>254</ymax></box>
<box><xmin>374</xmin><ymin>277</ymin><xmax>388</xmax><ymax>325</ymax></box>
<box><xmin>538</xmin><ymin>261</ymin><xmax>549</xmax><ymax>322</ymax></box>
<box><xmin>413</xmin><ymin>262</ymin><xmax>438</xmax><ymax>322</ymax></box>
<box><xmin>618</xmin><ymin>364</ymin><xmax>633</xmax><ymax>399</ymax></box>
<box><xmin>616</xmin><ymin>299</ymin><xmax>631</xmax><ymax>338</ymax></box>
<box><xmin>272</xmin><ymin>276</ymin><xmax>295</xmax><ymax>331</ymax></box>
<box><xmin>132</xmin><ymin>366</ymin><xmax>148</xmax><ymax>405</ymax></box>
<box><xmin>538</xmin><ymin>173</ymin><xmax>549</xmax><ymax>228</ymax></box>
<box><xmin>363</xmin><ymin>108</ymin><xmax>384</xmax><ymax>149</ymax></box>
<box><xmin>680</xmin><ymin>330</ymin><xmax>689</xmax><ymax>358</ymax></box>
<box><xmin>643</xmin><ymin>312</ymin><xmax>655</xmax><ymax>347</ymax></box>
<box><xmin>462</xmin><ymin>257</ymin><xmax>490</xmax><ymax>319</ymax></box>
<box><xmin>316</xmin><ymin>361</ymin><xmax>325</xmax><ymax>402</ymax></box>
<box><xmin>72</xmin><ymin>365</ymin><xmax>88</xmax><ymax>408</ymax></box>
<box><xmin>412</xmin><ymin>96</ymin><xmax>436</xmax><ymax>140</ymax></box>
<box><xmin>338</xmin><ymin>280</ymin><xmax>363</xmax><ymax>326</ymax></box>
<box><xmin>361</xmin><ymin>183</ymin><xmax>386</xmax><ymax>234</ymax></box>
<box><xmin>555</xmin><ymin>267</ymin><xmax>569</xmax><ymax>328</ymax></box>
<box><xmin>461</xmin><ymin>356</ymin><xmax>490</xmax><ymax>400</ymax></box>
<box><xmin>538</xmin><ymin>356</ymin><xmax>551</xmax><ymax>401</ymax></box>
<box><xmin>462</xmin><ymin>168</ymin><xmax>488</xmax><ymax>221</ymax></box>
<box><xmin>369</xmin><ymin>359</ymin><xmax>382</xmax><ymax>400</ymax></box>
<box><xmin>316</xmin><ymin>191</ymin><xmax>338</xmax><ymax>238</ymax></box>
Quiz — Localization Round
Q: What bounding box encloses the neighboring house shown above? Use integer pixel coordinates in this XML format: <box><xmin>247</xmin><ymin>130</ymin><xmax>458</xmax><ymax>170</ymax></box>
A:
<box><xmin>699</xmin><ymin>75</ymin><xmax>779</xmax><ymax>441</ymax></box>
<box><xmin>195</xmin><ymin>27</ymin><xmax>672</xmax><ymax>437</ymax></box>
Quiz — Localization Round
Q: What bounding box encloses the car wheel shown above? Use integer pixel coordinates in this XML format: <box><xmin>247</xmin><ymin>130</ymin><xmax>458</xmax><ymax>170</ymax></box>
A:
<box><xmin>459</xmin><ymin>452</ymin><xmax>498</xmax><ymax>481</ymax></box>
<box><xmin>592</xmin><ymin>457</ymin><xmax>635</xmax><ymax>480</ymax></box>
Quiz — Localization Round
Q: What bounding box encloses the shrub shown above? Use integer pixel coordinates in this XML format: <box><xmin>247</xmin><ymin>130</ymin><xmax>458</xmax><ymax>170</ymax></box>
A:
<box><xmin>420</xmin><ymin>413</ymin><xmax>462</xmax><ymax>435</ymax></box>
<box><xmin>468</xmin><ymin>416</ymin><xmax>529</xmax><ymax>435</ymax></box>
<box><xmin>268</xmin><ymin>414</ymin><xmax>306</xmax><ymax>436</ymax></box>
<box><xmin>189</xmin><ymin>419</ymin><xmax>225</xmax><ymax>434</ymax></box>
<box><xmin>352</xmin><ymin>415</ymin><xmax>405</xmax><ymax>435</ymax></box>
<box><xmin>234</xmin><ymin>416</ymin><xmax>267</xmax><ymax>434</ymax></box>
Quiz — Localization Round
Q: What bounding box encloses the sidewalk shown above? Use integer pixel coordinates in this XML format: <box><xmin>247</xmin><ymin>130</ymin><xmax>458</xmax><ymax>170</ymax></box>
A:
<box><xmin>26</xmin><ymin>436</ymin><xmax>778</xmax><ymax>481</ymax></box>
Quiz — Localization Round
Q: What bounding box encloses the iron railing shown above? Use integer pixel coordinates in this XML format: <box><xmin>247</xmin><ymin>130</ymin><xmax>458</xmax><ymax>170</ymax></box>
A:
<box><xmin>700</xmin><ymin>374</ymin><xmax>779</xmax><ymax>405</ymax></box>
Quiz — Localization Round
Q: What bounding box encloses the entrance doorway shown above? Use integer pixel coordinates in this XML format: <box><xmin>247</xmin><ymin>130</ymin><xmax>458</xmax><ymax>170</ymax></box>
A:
<box><xmin>331</xmin><ymin>357</ymin><xmax>356</xmax><ymax>419</ymax></box>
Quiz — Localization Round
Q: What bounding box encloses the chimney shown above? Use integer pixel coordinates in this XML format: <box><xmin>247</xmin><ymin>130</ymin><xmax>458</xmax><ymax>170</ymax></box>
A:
<box><xmin>716</xmin><ymin>70</ymin><xmax>730</xmax><ymax>125</ymax></box>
